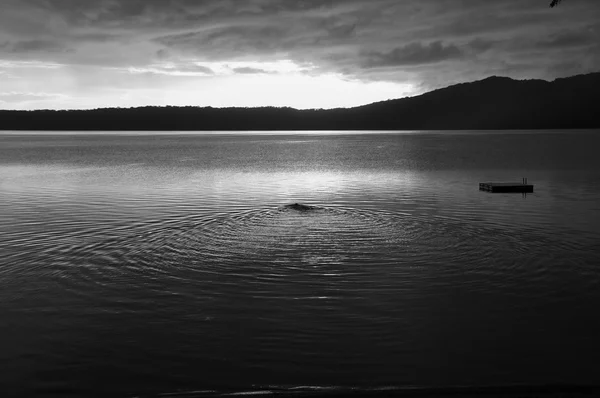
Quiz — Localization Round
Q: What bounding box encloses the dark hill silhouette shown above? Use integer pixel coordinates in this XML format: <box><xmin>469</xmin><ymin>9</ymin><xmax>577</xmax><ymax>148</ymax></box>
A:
<box><xmin>1</xmin><ymin>72</ymin><xmax>598</xmax><ymax>131</ymax></box>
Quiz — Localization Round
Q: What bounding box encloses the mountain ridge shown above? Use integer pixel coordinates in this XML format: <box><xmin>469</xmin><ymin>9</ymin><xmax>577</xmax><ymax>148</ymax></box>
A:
<box><xmin>1</xmin><ymin>72</ymin><xmax>598</xmax><ymax>130</ymax></box>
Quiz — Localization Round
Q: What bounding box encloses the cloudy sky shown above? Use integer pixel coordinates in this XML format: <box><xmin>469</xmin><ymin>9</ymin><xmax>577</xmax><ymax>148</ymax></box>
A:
<box><xmin>0</xmin><ymin>0</ymin><xmax>599</xmax><ymax>110</ymax></box>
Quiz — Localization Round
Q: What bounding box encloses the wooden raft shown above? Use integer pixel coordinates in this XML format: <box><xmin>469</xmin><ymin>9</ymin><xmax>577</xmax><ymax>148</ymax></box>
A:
<box><xmin>479</xmin><ymin>182</ymin><xmax>534</xmax><ymax>193</ymax></box>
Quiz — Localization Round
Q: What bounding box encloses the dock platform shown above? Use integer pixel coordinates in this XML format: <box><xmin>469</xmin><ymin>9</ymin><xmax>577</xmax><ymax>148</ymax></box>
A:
<box><xmin>479</xmin><ymin>182</ymin><xmax>534</xmax><ymax>193</ymax></box>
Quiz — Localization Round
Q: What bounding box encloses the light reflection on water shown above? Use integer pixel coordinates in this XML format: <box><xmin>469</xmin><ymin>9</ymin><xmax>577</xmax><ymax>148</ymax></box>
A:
<box><xmin>1</xmin><ymin>131</ymin><xmax>600</xmax><ymax>396</ymax></box>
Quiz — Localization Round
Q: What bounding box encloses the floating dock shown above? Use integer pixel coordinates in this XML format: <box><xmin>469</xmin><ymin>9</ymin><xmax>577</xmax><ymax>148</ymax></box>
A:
<box><xmin>479</xmin><ymin>182</ymin><xmax>534</xmax><ymax>193</ymax></box>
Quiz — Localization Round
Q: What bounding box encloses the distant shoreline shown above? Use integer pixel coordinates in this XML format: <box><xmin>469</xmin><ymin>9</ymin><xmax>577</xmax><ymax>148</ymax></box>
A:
<box><xmin>1</xmin><ymin>72</ymin><xmax>598</xmax><ymax>131</ymax></box>
<box><xmin>1</xmin><ymin>128</ymin><xmax>598</xmax><ymax>133</ymax></box>
<box><xmin>105</xmin><ymin>384</ymin><xmax>600</xmax><ymax>398</ymax></box>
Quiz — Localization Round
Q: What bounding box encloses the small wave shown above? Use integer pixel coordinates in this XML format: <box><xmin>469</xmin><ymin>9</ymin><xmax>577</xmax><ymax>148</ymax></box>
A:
<box><xmin>143</xmin><ymin>384</ymin><xmax>600</xmax><ymax>398</ymax></box>
<box><xmin>3</xmin><ymin>200</ymin><xmax>599</xmax><ymax>303</ymax></box>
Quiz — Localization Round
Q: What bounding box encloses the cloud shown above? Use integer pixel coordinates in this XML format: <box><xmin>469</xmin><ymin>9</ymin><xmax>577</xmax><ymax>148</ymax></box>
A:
<box><xmin>124</xmin><ymin>63</ymin><xmax>214</xmax><ymax>76</ymax></box>
<box><xmin>364</xmin><ymin>41</ymin><xmax>463</xmax><ymax>68</ymax></box>
<box><xmin>0</xmin><ymin>60</ymin><xmax>63</xmax><ymax>69</ymax></box>
<box><xmin>538</xmin><ymin>27</ymin><xmax>600</xmax><ymax>48</ymax></box>
<box><xmin>232</xmin><ymin>67</ymin><xmax>271</xmax><ymax>75</ymax></box>
<box><xmin>466</xmin><ymin>38</ymin><xmax>496</xmax><ymax>53</ymax></box>
<box><xmin>1</xmin><ymin>0</ymin><xmax>600</xmax><ymax>109</ymax></box>
<box><xmin>154</xmin><ymin>25</ymin><xmax>291</xmax><ymax>58</ymax></box>
<box><xmin>0</xmin><ymin>91</ymin><xmax>67</xmax><ymax>101</ymax></box>
<box><xmin>73</xmin><ymin>32</ymin><xmax>126</xmax><ymax>43</ymax></box>
<box><xmin>4</xmin><ymin>0</ymin><xmax>598</xmax><ymax>74</ymax></box>
<box><xmin>0</xmin><ymin>39</ymin><xmax>72</xmax><ymax>54</ymax></box>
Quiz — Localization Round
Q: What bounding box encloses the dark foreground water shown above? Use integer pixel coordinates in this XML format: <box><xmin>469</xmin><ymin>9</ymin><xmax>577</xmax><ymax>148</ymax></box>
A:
<box><xmin>1</xmin><ymin>130</ymin><xmax>600</xmax><ymax>397</ymax></box>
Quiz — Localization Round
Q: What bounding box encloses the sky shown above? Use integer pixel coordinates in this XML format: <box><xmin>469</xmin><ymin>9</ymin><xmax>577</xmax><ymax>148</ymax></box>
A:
<box><xmin>0</xmin><ymin>0</ymin><xmax>599</xmax><ymax>110</ymax></box>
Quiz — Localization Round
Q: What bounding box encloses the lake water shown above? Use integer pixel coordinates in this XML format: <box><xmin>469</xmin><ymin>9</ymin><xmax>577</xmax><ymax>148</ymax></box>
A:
<box><xmin>1</xmin><ymin>130</ymin><xmax>600</xmax><ymax>397</ymax></box>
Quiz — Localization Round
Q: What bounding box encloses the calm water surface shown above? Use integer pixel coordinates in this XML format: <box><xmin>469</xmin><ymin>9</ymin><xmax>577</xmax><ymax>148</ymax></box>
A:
<box><xmin>1</xmin><ymin>130</ymin><xmax>600</xmax><ymax>397</ymax></box>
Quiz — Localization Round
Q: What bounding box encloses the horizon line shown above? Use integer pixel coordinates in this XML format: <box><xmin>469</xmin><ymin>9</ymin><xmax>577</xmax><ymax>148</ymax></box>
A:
<box><xmin>2</xmin><ymin>71</ymin><xmax>597</xmax><ymax>113</ymax></box>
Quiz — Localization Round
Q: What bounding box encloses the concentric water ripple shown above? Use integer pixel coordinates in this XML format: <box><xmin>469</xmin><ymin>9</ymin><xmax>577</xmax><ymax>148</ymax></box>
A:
<box><xmin>4</xmin><ymin>201</ymin><xmax>596</xmax><ymax>306</ymax></box>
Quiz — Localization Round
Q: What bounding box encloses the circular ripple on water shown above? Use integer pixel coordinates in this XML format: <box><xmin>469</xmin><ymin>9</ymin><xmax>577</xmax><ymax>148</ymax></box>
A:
<box><xmin>177</xmin><ymin>205</ymin><xmax>417</xmax><ymax>266</ymax></box>
<box><xmin>27</xmin><ymin>203</ymin><xmax>600</xmax><ymax>302</ymax></box>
